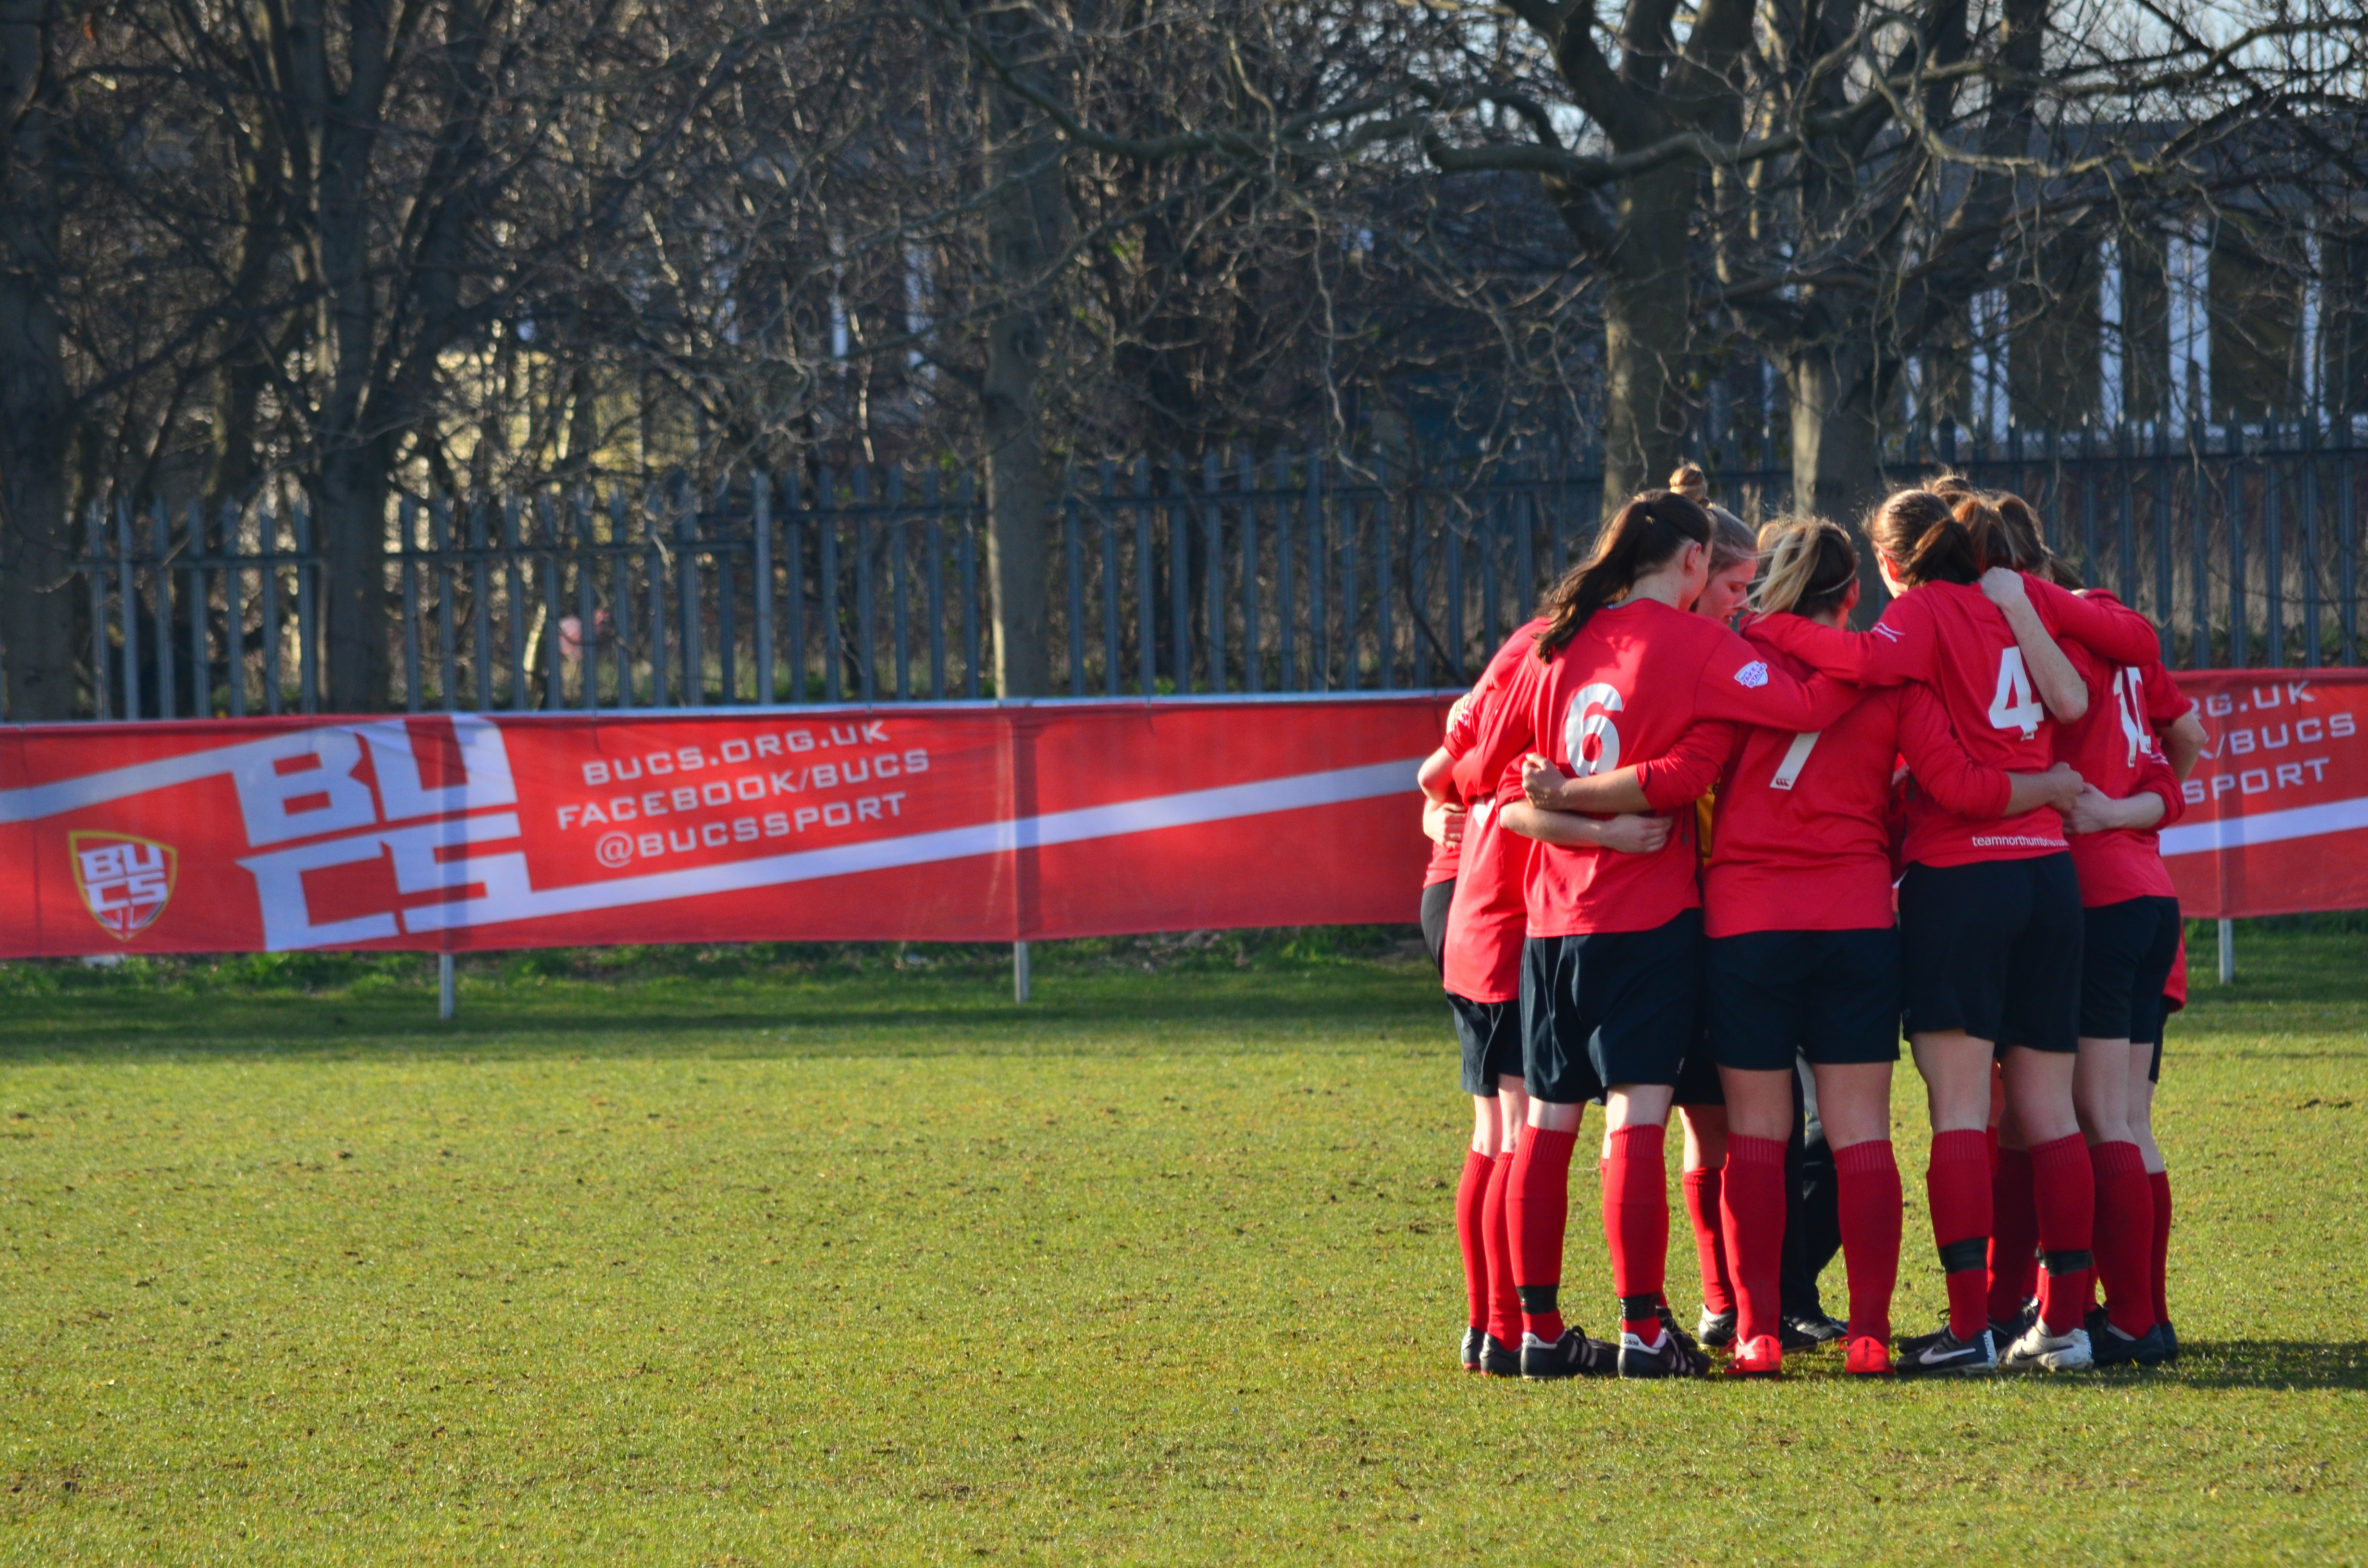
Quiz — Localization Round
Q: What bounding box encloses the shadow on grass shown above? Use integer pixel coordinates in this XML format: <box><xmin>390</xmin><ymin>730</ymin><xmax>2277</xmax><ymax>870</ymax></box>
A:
<box><xmin>2144</xmin><ymin>1340</ymin><xmax>2368</xmax><ymax>1390</ymax></box>
<box><xmin>0</xmin><ymin>968</ymin><xmax>1447</xmax><ymax>1065</ymax></box>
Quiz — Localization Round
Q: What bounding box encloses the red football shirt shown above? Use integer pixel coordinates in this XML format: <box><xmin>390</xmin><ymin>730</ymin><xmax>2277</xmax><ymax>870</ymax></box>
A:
<box><xmin>1461</xmin><ymin>597</ymin><xmax>1861</xmax><ymax>936</ymax></box>
<box><xmin>1755</xmin><ymin>579</ymin><xmax>2164</xmax><ymax>866</ymax></box>
<box><xmin>1440</xmin><ymin>621</ymin><xmax>1548</xmax><ymax>1001</ymax></box>
<box><xmin>2053</xmin><ymin>593</ymin><xmax>2191</xmax><ymax>906</ymax></box>
<box><xmin>1422</xmin><ymin>693</ymin><xmax>1475</xmax><ymax>887</ymax></box>
<box><xmin>1709</xmin><ymin>637</ymin><xmax>2023</xmax><ymax>935</ymax></box>
<box><xmin>1746</xmin><ymin>572</ymin><xmax>2163</xmax><ymax>686</ymax></box>
<box><xmin>1704</xmin><ymin>669</ymin><xmax>1902</xmax><ymax>937</ymax></box>
<box><xmin>1423</xmin><ymin>831</ymin><xmax>1460</xmax><ymax>888</ymax></box>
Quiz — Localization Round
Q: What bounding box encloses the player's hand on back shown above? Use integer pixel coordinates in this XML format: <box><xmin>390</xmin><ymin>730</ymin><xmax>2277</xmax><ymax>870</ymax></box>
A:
<box><xmin>1521</xmin><ymin>752</ymin><xmax>1570</xmax><ymax>808</ymax></box>
<box><xmin>2039</xmin><ymin>762</ymin><xmax>2084</xmax><ymax>815</ymax></box>
<box><xmin>2065</xmin><ymin>783</ymin><xmax>2122</xmax><ymax>835</ymax></box>
<box><xmin>1423</xmin><ymin>798</ymin><xmax>1467</xmax><ymax>847</ymax></box>
<box><xmin>1596</xmin><ymin>814</ymin><xmax>1672</xmax><ymax>856</ymax></box>
<box><xmin>1978</xmin><ymin>566</ymin><xmax>2029</xmax><ymax>609</ymax></box>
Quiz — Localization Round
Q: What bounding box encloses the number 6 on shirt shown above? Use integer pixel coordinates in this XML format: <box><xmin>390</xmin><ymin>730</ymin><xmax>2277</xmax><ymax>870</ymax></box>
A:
<box><xmin>1564</xmin><ymin>682</ymin><xmax>1625</xmax><ymax>776</ymax></box>
<box><xmin>1987</xmin><ymin>647</ymin><xmax>2044</xmax><ymax>738</ymax></box>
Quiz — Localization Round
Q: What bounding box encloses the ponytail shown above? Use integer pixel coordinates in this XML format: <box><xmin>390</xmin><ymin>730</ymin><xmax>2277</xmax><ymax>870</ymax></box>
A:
<box><xmin>1917</xmin><ymin>499</ymin><xmax>2007</xmax><ymax>585</ymax></box>
<box><xmin>1992</xmin><ymin>494</ymin><xmax>2047</xmax><ymax>573</ymax></box>
<box><xmin>1992</xmin><ymin>492</ymin><xmax>2087</xmax><ymax>587</ymax></box>
<box><xmin>1864</xmin><ymin>487</ymin><xmax>2000</xmax><ymax>588</ymax></box>
<box><xmin>1752</xmin><ymin>515</ymin><xmax>1858</xmax><ymax>618</ymax></box>
<box><xmin>1535</xmin><ymin>490</ymin><xmax>1712</xmax><ymax>659</ymax></box>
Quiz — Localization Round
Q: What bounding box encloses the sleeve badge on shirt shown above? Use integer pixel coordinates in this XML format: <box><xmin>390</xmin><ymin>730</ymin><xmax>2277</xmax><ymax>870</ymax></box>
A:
<box><xmin>1734</xmin><ymin>660</ymin><xmax>1770</xmax><ymax>688</ymax></box>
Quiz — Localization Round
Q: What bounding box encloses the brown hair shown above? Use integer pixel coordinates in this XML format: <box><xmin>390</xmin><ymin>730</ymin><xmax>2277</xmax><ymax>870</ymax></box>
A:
<box><xmin>1667</xmin><ymin>462</ymin><xmax>1707</xmax><ymax>497</ymax></box>
<box><xmin>1753</xmin><ymin>515</ymin><xmax>1859</xmax><ymax>619</ymax></box>
<box><xmin>1991</xmin><ymin>494</ymin><xmax>2047</xmax><ymax>572</ymax></box>
<box><xmin>1865</xmin><ymin>489</ymin><xmax>2004</xmax><ymax>587</ymax></box>
<box><xmin>1929</xmin><ymin>471</ymin><xmax>1976</xmax><ymax>504</ymax></box>
<box><xmin>1705</xmin><ymin>502</ymin><xmax>1757</xmax><ymax>576</ymax></box>
<box><xmin>1535</xmin><ymin>490</ymin><xmax>1712</xmax><ymax>658</ymax></box>
<box><xmin>1990</xmin><ymin>493</ymin><xmax>2087</xmax><ymax>587</ymax></box>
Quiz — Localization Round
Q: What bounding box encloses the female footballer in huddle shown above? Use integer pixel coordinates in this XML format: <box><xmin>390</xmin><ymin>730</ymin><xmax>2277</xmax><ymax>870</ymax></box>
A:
<box><xmin>1421</xmin><ymin>621</ymin><xmax>1670</xmax><ymax>1375</ymax></box>
<box><xmin>1748</xmin><ymin>493</ymin><xmax>2163</xmax><ymax>1372</ymax></box>
<box><xmin>1669</xmin><ymin>488</ymin><xmax>1763</xmax><ymax>1347</ymax></box>
<box><xmin>1995</xmin><ymin>511</ymin><xmax>2204</xmax><ymax>1365</ymax></box>
<box><xmin>1427</xmin><ymin>476</ymin><xmax>2194</xmax><ymax>1378</ymax></box>
<box><xmin>1455</xmin><ymin>490</ymin><xmax>1862</xmax><ymax>1378</ymax></box>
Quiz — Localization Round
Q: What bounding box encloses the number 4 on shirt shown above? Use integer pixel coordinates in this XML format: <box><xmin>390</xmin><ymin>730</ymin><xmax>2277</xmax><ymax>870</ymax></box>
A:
<box><xmin>1987</xmin><ymin>647</ymin><xmax>2044</xmax><ymax>738</ymax></box>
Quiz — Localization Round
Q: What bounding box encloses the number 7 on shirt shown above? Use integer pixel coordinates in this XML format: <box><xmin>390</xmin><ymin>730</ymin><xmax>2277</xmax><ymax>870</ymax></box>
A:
<box><xmin>1768</xmin><ymin>731</ymin><xmax>1821</xmax><ymax>791</ymax></box>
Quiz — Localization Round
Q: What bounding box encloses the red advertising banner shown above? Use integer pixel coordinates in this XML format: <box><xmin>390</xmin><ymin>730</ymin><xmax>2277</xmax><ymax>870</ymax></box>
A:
<box><xmin>2160</xmin><ymin>668</ymin><xmax>2368</xmax><ymax>919</ymax></box>
<box><xmin>0</xmin><ymin>669</ymin><xmax>2357</xmax><ymax>956</ymax></box>
<box><xmin>0</xmin><ymin>698</ymin><xmax>1452</xmax><ymax>956</ymax></box>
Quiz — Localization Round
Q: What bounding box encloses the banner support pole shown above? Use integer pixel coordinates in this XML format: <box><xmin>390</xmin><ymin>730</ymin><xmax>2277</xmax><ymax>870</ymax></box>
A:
<box><xmin>1013</xmin><ymin>941</ymin><xmax>1030</xmax><ymax>1004</ymax></box>
<box><xmin>2217</xmin><ymin>919</ymin><xmax>2235</xmax><ymax>984</ymax></box>
<box><xmin>439</xmin><ymin>953</ymin><xmax>456</xmax><ymax>1020</ymax></box>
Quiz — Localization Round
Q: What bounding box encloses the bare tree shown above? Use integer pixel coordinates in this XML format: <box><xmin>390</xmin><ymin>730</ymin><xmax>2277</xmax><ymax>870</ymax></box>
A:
<box><xmin>0</xmin><ymin>0</ymin><xmax>73</xmax><ymax>718</ymax></box>
<box><xmin>970</xmin><ymin>0</ymin><xmax>1069</xmax><ymax>697</ymax></box>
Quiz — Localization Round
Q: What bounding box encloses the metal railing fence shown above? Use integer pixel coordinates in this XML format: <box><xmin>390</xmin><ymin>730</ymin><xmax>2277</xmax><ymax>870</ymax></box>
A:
<box><xmin>51</xmin><ymin>424</ymin><xmax>2368</xmax><ymax>720</ymax></box>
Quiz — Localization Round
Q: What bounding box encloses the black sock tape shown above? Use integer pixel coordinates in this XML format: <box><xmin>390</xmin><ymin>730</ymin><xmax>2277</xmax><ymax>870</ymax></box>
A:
<box><xmin>1618</xmin><ymin>1294</ymin><xmax>1662</xmax><ymax>1321</ymax></box>
<box><xmin>1937</xmin><ymin>1237</ymin><xmax>1989</xmax><ymax>1274</ymax></box>
<box><xmin>2043</xmin><ymin>1249</ymin><xmax>2095</xmax><ymax>1277</ymax></box>
<box><xmin>1515</xmin><ymin>1285</ymin><xmax>1559</xmax><ymax>1315</ymax></box>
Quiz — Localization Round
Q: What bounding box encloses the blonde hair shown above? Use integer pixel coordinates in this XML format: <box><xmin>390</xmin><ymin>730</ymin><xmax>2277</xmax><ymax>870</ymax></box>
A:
<box><xmin>1667</xmin><ymin>462</ymin><xmax>1707</xmax><ymax>498</ymax></box>
<box><xmin>1753</xmin><ymin>516</ymin><xmax>1859</xmax><ymax>617</ymax></box>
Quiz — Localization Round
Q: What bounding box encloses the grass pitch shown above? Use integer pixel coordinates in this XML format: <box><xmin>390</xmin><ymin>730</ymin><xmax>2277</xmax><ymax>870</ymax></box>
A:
<box><xmin>1</xmin><ymin>925</ymin><xmax>2363</xmax><ymax>1565</ymax></box>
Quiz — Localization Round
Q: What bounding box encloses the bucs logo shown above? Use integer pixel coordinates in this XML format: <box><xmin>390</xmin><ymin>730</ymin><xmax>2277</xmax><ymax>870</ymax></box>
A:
<box><xmin>69</xmin><ymin>832</ymin><xmax>177</xmax><ymax>941</ymax></box>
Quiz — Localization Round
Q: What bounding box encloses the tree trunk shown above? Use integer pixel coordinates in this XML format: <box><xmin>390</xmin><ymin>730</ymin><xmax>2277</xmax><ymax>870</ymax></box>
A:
<box><xmin>973</xmin><ymin>4</ymin><xmax>1067</xmax><ymax>698</ymax></box>
<box><xmin>203</xmin><ymin>198</ymin><xmax>282</xmax><ymax>516</ymax></box>
<box><xmin>1596</xmin><ymin>164</ymin><xmax>1696</xmax><ymax>522</ymax></box>
<box><xmin>1783</xmin><ymin>339</ymin><xmax>1891</xmax><ymax>625</ymax></box>
<box><xmin>981</xmin><ymin>305</ymin><xmax>1055</xmax><ymax>698</ymax></box>
<box><xmin>320</xmin><ymin>442</ymin><xmax>391</xmax><ymax>711</ymax></box>
<box><xmin>0</xmin><ymin>0</ymin><xmax>76</xmax><ymax>719</ymax></box>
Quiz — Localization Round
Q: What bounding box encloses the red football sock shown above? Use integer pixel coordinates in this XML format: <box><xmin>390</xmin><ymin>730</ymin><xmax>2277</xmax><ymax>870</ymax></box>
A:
<box><xmin>1718</xmin><ymin>1135</ymin><xmax>1788</xmax><ymax>1348</ymax></box>
<box><xmin>2027</xmin><ymin>1132</ymin><xmax>2097</xmax><ymax>1335</ymax></box>
<box><xmin>1834</xmin><ymin>1140</ymin><xmax>1901</xmax><ymax>1344</ymax></box>
<box><xmin>1986</xmin><ymin>1147</ymin><xmax>2038</xmax><ymax>1325</ymax></box>
<box><xmin>2089</xmin><ymin>1140</ymin><xmax>2156</xmax><ymax>1338</ymax></box>
<box><xmin>1682</xmin><ymin>1164</ymin><xmax>1733</xmax><ymax>1319</ymax></box>
<box><xmin>2148</xmin><ymin>1168</ymin><xmax>2173</xmax><ymax>1325</ymax></box>
<box><xmin>1926</xmin><ymin>1128</ymin><xmax>1993</xmax><ymax>1342</ymax></box>
<box><xmin>1602</xmin><ymin>1124</ymin><xmax>1669</xmax><ymax>1341</ymax></box>
<box><xmin>1455</xmin><ymin>1148</ymin><xmax>1492</xmax><ymax>1333</ymax></box>
<box><xmin>1482</xmin><ymin>1152</ymin><xmax>1522</xmax><ymax>1347</ymax></box>
<box><xmin>1506</xmin><ymin>1126</ymin><xmax>1577</xmax><ymax>1343</ymax></box>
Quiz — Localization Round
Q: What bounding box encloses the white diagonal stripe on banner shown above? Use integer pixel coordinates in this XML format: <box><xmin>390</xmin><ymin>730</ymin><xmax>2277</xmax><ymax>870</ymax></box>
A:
<box><xmin>395</xmin><ymin>757</ymin><xmax>1426</xmax><ymax>936</ymax></box>
<box><xmin>0</xmin><ymin>732</ymin><xmax>316</xmax><ymax>823</ymax></box>
<box><xmin>2158</xmin><ymin>794</ymin><xmax>2368</xmax><ymax>856</ymax></box>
